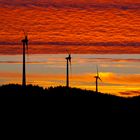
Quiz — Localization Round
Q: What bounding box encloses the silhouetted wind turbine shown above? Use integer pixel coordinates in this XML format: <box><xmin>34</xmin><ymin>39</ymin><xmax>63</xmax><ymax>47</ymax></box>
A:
<box><xmin>21</xmin><ymin>30</ymin><xmax>28</xmax><ymax>87</ymax></box>
<box><xmin>94</xmin><ymin>66</ymin><xmax>102</xmax><ymax>93</ymax></box>
<box><xmin>65</xmin><ymin>50</ymin><xmax>72</xmax><ymax>88</ymax></box>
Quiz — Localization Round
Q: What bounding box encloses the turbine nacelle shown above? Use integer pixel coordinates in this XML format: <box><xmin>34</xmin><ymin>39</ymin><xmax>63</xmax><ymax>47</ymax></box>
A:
<box><xmin>66</xmin><ymin>54</ymin><xmax>71</xmax><ymax>60</ymax></box>
<box><xmin>94</xmin><ymin>76</ymin><xmax>102</xmax><ymax>81</ymax></box>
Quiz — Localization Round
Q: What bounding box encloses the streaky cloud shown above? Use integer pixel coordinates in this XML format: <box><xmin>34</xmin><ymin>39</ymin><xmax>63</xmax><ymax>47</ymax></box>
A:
<box><xmin>46</xmin><ymin>41</ymin><xmax>140</xmax><ymax>47</ymax></box>
<box><xmin>119</xmin><ymin>90</ymin><xmax>140</xmax><ymax>96</ymax></box>
<box><xmin>0</xmin><ymin>0</ymin><xmax>140</xmax><ymax>10</ymax></box>
<box><xmin>0</xmin><ymin>41</ymin><xmax>140</xmax><ymax>47</ymax></box>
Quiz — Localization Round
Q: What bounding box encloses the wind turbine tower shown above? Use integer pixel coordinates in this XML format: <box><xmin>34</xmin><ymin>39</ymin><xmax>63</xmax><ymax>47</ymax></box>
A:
<box><xmin>65</xmin><ymin>51</ymin><xmax>72</xmax><ymax>88</ymax></box>
<box><xmin>21</xmin><ymin>31</ymin><xmax>28</xmax><ymax>87</ymax></box>
<box><xmin>94</xmin><ymin>66</ymin><xmax>102</xmax><ymax>93</ymax></box>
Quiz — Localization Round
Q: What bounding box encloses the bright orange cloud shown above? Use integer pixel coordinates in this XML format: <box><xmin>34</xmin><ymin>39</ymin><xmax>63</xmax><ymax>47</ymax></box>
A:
<box><xmin>0</xmin><ymin>4</ymin><xmax>140</xmax><ymax>54</ymax></box>
<box><xmin>119</xmin><ymin>90</ymin><xmax>140</xmax><ymax>97</ymax></box>
<box><xmin>0</xmin><ymin>71</ymin><xmax>140</xmax><ymax>97</ymax></box>
<box><xmin>100</xmin><ymin>72</ymin><xmax>140</xmax><ymax>85</ymax></box>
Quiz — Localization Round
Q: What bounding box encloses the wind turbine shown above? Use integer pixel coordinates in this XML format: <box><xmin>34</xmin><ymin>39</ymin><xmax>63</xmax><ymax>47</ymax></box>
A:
<box><xmin>21</xmin><ymin>30</ymin><xmax>28</xmax><ymax>87</ymax></box>
<box><xmin>94</xmin><ymin>66</ymin><xmax>102</xmax><ymax>93</ymax></box>
<box><xmin>65</xmin><ymin>50</ymin><xmax>72</xmax><ymax>88</ymax></box>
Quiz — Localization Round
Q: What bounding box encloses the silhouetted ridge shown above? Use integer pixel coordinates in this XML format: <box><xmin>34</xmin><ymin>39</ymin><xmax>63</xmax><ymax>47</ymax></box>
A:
<box><xmin>1</xmin><ymin>84</ymin><xmax>140</xmax><ymax>112</ymax></box>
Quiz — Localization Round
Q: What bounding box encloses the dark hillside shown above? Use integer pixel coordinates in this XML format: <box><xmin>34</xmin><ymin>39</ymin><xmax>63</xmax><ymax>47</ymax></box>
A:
<box><xmin>0</xmin><ymin>84</ymin><xmax>140</xmax><ymax>112</ymax></box>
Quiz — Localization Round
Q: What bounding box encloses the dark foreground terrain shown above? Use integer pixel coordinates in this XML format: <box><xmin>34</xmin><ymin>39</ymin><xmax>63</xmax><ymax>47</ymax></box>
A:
<box><xmin>0</xmin><ymin>84</ymin><xmax>140</xmax><ymax>112</ymax></box>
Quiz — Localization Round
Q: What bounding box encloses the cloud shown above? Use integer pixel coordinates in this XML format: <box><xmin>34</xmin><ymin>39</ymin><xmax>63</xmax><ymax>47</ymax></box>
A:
<box><xmin>0</xmin><ymin>42</ymin><xmax>140</xmax><ymax>55</ymax></box>
<box><xmin>84</xmin><ymin>58</ymin><xmax>140</xmax><ymax>63</ymax></box>
<box><xmin>119</xmin><ymin>90</ymin><xmax>140</xmax><ymax>96</ymax></box>
<box><xmin>0</xmin><ymin>61</ymin><xmax>49</xmax><ymax>64</ymax></box>
<box><xmin>45</xmin><ymin>41</ymin><xmax>140</xmax><ymax>47</ymax></box>
<box><xmin>0</xmin><ymin>0</ymin><xmax>140</xmax><ymax>9</ymax></box>
<box><xmin>1</xmin><ymin>41</ymin><xmax>140</xmax><ymax>46</ymax></box>
<box><xmin>100</xmin><ymin>72</ymin><xmax>140</xmax><ymax>85</ymax></box>
<box><xmin>0</xmin><ymin>72</ymin><xmax>21</xmax><ymax>78</ymax></box>
<box><xmin>0</xmin><ymin>2</ymin><xmax>140</xmax><ymax>55</ymax></box>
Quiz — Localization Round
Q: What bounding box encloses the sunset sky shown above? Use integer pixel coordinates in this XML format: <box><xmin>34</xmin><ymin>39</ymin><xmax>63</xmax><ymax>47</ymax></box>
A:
<box><xmin>0</xmin><ymin>0</ymin><xmax>140</xmax><ymax>97</ymax></box>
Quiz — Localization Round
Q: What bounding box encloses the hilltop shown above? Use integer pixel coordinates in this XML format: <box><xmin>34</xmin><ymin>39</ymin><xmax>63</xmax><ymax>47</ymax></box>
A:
<box><xmin>0</xmin><ymin>84</ymin><xmax>140</xmax><ymax>112</ymax></box>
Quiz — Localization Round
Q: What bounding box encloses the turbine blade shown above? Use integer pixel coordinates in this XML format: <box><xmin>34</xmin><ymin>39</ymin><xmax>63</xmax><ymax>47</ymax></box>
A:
<box><xmin>26</xmin><ymin>43</ymin><xmax>28</xmax><ymax>50</ymax></box>
<box><xmin>23</xmin><ymin>29</ymin><xmax>26</xmax><ymax>36</ymax></box>
<box><xmin>26</xmin><ymin>40</ymin><xmax>28</xmax><ymax>50</ymax></box>
<box><xmin>25</xmin><ymin>34</ymin><xmax>29</xmax><ymax>56</ymax></box>
<box><xmin>25</xmin><ymin>35</ymin><xmax>28</xmax><ymax>49</ymax></box>
<box><xmin>70</xmin><ymin>61</ymin><xmax>72</xmax><ymax>73</ymax></box>
<box><xmin>66</xmin><ymin>49</ymin><xmax>69</xmax><ymax>54</ymax></box>
<box><xmin>99</xmin><ymin>77</ymin><xmax>102</xmax><ymax>82</ymax></box>
<box><xmin>69</xmin><ymin>56</ymin><xmax>72</xmax><ymax>73</ymax></box>
<box><xmin>26</xmin><ymin>43</ymin><xmax>28</xmax><ymax>55</ymax></box>
<box><xmin>66</xmin><ymin>49</ymin><xmax>72</xmax><ymax>58</ymax></box>
<box><xmin>96</xmin><ymin>65</ymin><xmax>99</xmax><ymax>76</ymax></box>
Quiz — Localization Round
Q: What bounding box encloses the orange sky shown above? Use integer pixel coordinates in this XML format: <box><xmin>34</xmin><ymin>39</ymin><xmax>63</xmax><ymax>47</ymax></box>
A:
<box><xmin>0</xmin><ymin>0</ymin><xmax>140</xmax><ymax>54</ymax></box>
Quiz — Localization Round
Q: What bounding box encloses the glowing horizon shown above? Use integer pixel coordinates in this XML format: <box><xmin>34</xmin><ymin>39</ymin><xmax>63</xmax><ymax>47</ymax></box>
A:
<box><xmin>0</xmin><ymin>54</ymin><xmax>140</xmax><ymax>97</ymax></box>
